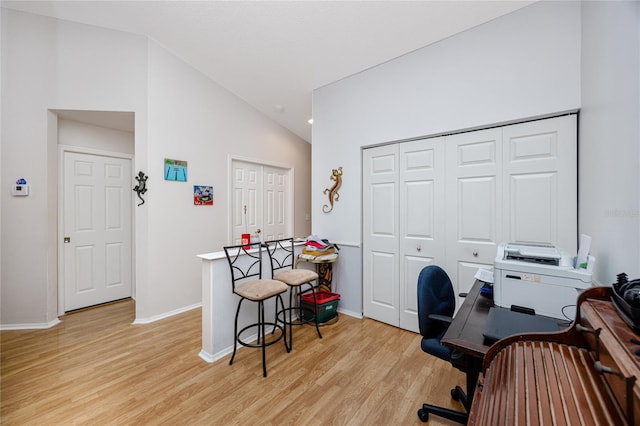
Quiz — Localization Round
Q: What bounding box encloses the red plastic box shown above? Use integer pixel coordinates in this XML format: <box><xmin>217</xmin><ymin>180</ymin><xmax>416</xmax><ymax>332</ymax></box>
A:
<box><xmin>301</xmin><ymin>291</ymin><xmax>340</xmax><ymax>323</ymax></box>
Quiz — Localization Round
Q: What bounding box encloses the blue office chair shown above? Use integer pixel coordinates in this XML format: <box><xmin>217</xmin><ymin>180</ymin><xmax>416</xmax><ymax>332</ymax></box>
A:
<box><xmin>416</xmin><ymin>265</ymin><xmax>469</xmax><ymax>424</ymax></box>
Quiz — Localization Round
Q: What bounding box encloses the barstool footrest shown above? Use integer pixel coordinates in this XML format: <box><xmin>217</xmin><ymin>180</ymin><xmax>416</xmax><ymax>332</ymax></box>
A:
<box><xmin>277</xmin><ymin>306</ymin><xmax>318</xmax><ymax>327</ymax></box>
<box><xmin>236</xmin><ymin>322</ymin><xmax>285</xmax><ymax>349</ymax></box>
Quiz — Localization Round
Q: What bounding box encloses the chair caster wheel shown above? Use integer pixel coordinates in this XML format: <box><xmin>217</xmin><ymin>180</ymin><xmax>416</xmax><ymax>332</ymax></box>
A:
<box><xmin>417</xmin><ymin>408</ymin><xmax>429</xmax><ymax>422</ymax></box>
<box><xmin>451</xmin><ymin>388</ymin><xmax>460</xmax><ymax>401</ymax></box>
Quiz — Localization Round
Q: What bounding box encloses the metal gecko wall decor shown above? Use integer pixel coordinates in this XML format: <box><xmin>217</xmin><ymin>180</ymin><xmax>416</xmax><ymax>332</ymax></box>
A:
<box><xmin>133</xmin><ymin>171</ymin><xmax>148</xmax><ymax>206</ymax></box>
<box><xmin>322</xmin><ymin>166</ymin><xmax>343</xmax><ymax>213</ymax></box>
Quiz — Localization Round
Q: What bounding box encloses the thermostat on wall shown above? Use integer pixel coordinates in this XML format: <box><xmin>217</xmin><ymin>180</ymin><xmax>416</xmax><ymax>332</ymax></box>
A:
<box><xmin>12</xmin><ymin>178</ymin><xmax>29</xmax><ymax>196</ymax></box>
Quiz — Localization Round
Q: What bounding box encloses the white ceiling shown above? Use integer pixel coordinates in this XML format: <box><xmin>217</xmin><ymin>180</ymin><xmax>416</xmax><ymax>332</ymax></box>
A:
<box><xmin>3</xmin><ymin>0</ymin><xmax>535</xmax><ymax>142</ymax></box>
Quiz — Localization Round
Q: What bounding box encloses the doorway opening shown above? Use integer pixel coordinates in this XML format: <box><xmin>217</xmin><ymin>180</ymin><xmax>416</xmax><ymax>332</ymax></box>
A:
<box><xmin>55</xmin><ymin>110</ymin><xmax>135</xmax><ymax>315</ymax></box>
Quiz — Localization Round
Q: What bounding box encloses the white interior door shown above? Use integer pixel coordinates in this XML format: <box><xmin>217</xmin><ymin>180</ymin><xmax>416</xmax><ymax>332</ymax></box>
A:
<box><xmin>445</xmin><ymin>128</ymin><xmax>503</xmax><ymax>299</ymax></box>
<box><xmin>399</xmin><ymin>138</ymin><xmax>445</xmax><ymax>332</ymax></box>
<box><xmin>262</xmin><ymin>165</ymin><xmax>289</xmax><ymax>241</ymax></box>
<box><xmin>63</xmin><ymin>152</ymin><xmax>132</xmax><ymax>311</ymax></box>
<box><xmin>232</xmin><ymin>161</ymin><xmax>262</xmax><ymax>244</ymax></box>
<box><xmin>231</xmin><ymin>160</ymin><xmax>291</xmax><ymax>244</ymax></box>
<box><xmin>363</xmin><ymin>144</ymin><xmax>400</xmax><ymax>327</ymax></box>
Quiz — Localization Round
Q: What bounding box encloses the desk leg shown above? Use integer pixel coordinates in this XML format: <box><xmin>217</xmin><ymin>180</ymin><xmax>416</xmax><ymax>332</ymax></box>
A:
<box><xmin>465</xmin><ymin>357</ymin><xmax>482</xmax><ymax>411</ymax></box>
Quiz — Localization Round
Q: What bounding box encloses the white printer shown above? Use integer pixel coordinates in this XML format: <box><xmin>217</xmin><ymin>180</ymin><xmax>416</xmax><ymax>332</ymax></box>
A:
<box><xmin>493</xmin><ymin>243</ymin><xmax>595</xmax><ymax>320</ymax></box>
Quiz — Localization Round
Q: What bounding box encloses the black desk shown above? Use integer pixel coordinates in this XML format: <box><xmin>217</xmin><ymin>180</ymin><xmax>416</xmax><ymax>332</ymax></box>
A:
<box><xmin>439</xmin><ymin>280</ymin><xmax>492</xmax><ymax>406</ymax></box>
<box><xmin>441</xmin><ymin>280</ymin><xmax>571</xmax><ymax>406</ymax></box>
<box><xmin>441</xmin><ymin>280</ymin><xmax>494</xmax><ymax>360</ymax></box>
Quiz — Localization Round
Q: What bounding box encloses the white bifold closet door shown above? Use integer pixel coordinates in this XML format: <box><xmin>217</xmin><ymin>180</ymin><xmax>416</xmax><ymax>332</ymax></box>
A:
<box><xmin>363</xmin><ymin>115</ymin><xmax>577</xmax><ymax>332</ymax></box>
<box><xmin>363</xmin><ymin>138</ymin><xmax>445</xmax><ymax>333</ymax></box>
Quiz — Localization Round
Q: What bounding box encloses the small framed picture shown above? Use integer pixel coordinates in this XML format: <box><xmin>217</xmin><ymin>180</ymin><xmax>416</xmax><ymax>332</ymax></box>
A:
<box><xmin>164</xmin><ymin>158</ymin><xmax>188</xmax><ymax>182</ymax></box>
<box><xmin>194</xmin><ymin>185</ymin><xmax>213</xmax><ymax>205</ymax></box>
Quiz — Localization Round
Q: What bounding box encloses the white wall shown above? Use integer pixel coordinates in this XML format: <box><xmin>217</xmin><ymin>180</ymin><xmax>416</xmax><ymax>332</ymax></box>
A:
<box><xmin>312</xmin><ymin>1</ymin><xmax>582</xmax><ymax>315</ymax></box>
<box><xmin>1</xmin><ymin>10</ymin><xmax>147</xmax><ymax>326</ymax></box>
<box><xmin>58</xmin><ymin>119</ymin><xmax>134</xmax><ymax>154</ymax></box>
<box><xmin>139</xmin><ymin>41</ymin><xmax>312</xmax><ymax>320</ymax></box>
<box><xmin>1</xmin><ymin>9</ymin><xmax>312</xmax><ymax>327</ymax></box>
<box><xmin>580</xmin><ymin>1</ymin><xmax>640</xmax><ymax>283</ymax></box>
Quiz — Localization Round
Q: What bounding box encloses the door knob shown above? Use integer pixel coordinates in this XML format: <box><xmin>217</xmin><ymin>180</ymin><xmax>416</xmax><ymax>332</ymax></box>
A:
<box><xmin>64</xmin><ymin>237</ymin><xmax>71</xmax><ymax>243</ymax></box>
<box><xmin>473</xmin><ymin>251</ymin><xmax>478</xmax><ymax>257</ymax></box>
<box><xmin>416</xmin><ymin>245</ymin><xmax>422</xmax><ymax>252</ymax></box>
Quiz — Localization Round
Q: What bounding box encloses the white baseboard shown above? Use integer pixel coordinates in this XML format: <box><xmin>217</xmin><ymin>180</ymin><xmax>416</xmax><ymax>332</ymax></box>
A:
<box><xmin>199</xmin><ymin>329</ymin><xmax>265</xmax><ymax>364</ymax></box>
<box><xmin>337</xmin><ymin>307</ymin><xmax>363</xmax><ymax>319</ymax></box>
<box><xmin>0</xmin><ymin>318</ymin><xmax>61</xmax><ymax>330</ymax></box>
<box><xmin>133</xmin><ymin>302</ymin><xmax>202</xmax><ymax>324</ymax></box>
<box><xmin>199</xmin><ymin>346</ymin><xmax>234</xmax><ymax>364</ymax></box>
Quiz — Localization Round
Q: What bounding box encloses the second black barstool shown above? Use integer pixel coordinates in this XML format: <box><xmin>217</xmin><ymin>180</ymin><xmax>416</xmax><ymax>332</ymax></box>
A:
<box><xmin>265</xmin><ymin>238</ymin><xmax>323</xmax><ymax>350</ymax></box>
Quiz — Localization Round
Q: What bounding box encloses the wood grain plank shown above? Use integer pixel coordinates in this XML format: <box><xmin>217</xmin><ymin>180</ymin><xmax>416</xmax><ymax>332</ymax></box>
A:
<box><xmin>1</xmin><ymin>299</ymin><xmax>466</xmax><ymax>425</ymax></box>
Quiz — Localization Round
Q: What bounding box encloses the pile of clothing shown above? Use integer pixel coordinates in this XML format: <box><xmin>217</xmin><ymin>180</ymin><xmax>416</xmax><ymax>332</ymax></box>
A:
<box><xmin>300</xmin><ymin>235</ymin><xmax>339</xmax><ymax>260</ymax></box>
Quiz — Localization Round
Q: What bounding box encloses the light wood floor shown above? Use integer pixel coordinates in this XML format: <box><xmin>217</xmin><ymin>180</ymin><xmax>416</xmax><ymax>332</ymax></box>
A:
<box><xmin>1</xmin><ymin>299</ymin><xmax>465</xmax><ymax>425</ymax></box>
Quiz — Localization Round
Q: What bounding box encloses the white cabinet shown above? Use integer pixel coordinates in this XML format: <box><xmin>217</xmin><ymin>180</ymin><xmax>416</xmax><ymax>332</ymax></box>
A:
<box><xmin>363</xmin><ymin>115</ymin><xmax>577</xmax><ymax>332</ymax></box>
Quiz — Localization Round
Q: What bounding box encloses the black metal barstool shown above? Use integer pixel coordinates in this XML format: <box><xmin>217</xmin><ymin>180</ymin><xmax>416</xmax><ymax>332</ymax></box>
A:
<box><xmin>265</xmin><ymin>238</ymin><xmax>322</xmax><ymax>351</ymax></box>
<box><xmin>224</xmin><ymin>241</ymin><xmax>289</xmax><ymax>377</ymax></box>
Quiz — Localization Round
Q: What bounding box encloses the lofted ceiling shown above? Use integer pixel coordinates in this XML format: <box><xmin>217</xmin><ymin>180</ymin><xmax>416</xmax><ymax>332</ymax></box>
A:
<box><xmin>2</xmin><ymin>0</ymin><xmax>535</xmax><ymax>142</ymax></box>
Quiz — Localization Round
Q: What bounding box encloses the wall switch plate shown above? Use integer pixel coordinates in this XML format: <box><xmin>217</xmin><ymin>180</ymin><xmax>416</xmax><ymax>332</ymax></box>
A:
<box><xmin>12</xmin><ymin>184</ymin><xmax>29</xmax><ymax>196</ymax></box>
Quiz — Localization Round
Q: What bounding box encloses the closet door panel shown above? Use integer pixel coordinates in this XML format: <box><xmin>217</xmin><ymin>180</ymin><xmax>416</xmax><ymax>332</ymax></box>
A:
<box><xmin>457</xmin><ymin>176</ymin><xmax>497</xmax><ymax>242</ymax></box>
<box><xmin>399</xmin><ymin>138</ymin><xmax>445</xmax><ymax>332</ymax></box>
<box><xmin>509</xmin><ymin>172</ymin><xmax>557</xmax><ymax>244</ymax></box>
<box><xmin>502</xmin><ymin>115</ymin><xmax>577</xmax><ymax>253</ymax></box>
<box><xmin>368</xmin><ymin>251</ymin><xmax>397</xmax><ymax>307</ymax></box>
<box><xmin>456</xmin><ymin>260</ymin><xmax>489</xmax><ymax>296</ymax></box>
<box><xmin>445</xmin><ymin>128</ymin><xmax>502</xmax><ymax>300</ymax></box>
<box><xmin>363</xmin><ymin>145</ymin><xmax>400</xmax><ymax>326</ymax></box>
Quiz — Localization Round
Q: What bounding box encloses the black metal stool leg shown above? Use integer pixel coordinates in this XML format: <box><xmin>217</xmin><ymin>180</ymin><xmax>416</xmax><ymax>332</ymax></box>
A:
<box><xmin>308</xmin><ymin>285</ymin><xmax>322</xmax><ymax>339</ymax></box>
<box><xmin>260</xmin><ymin>300</ymin><xmax>267</xmax><ymax>377</ymax></box>
<box><xmin>229</xmin><ymin>298</ymin><xmax>243</xmax><ymax>365</ymax></box>
<box><xmin>288</xmin><ymin>289</ymin><xmax>295</xmax><ymax>350</ymax></box>
<box><xmin>279</xmin><ymin>294</ymin><xmax>290</xmax><ymax>353</ymax></box>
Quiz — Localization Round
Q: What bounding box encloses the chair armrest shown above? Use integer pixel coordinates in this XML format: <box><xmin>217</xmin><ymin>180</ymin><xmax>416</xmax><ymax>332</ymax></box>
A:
<box><xmin>428</xmin><ymin>314</ymin><xmax>453</xmax><ymax>325</ymax></box>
